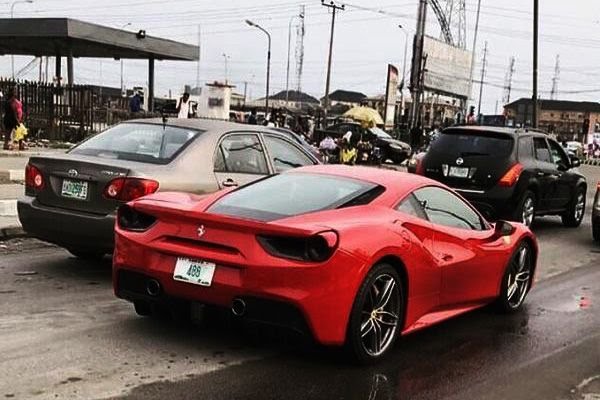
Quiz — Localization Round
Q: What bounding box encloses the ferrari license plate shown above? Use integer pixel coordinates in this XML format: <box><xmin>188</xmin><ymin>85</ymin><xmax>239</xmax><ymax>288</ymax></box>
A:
<box><xmin>173</xmin><ymin>258</ymin><xmax>216</xmax><ymax>287</ymax></box>
<box><xmin>449</xmin><ymin>166</ymin><xmax>470</xmax><ymax>178</ymax></box>
<box><xmin>61</xmin><ymin>179</ymin><xmax>89</xmax><ymax>200</ymax></box>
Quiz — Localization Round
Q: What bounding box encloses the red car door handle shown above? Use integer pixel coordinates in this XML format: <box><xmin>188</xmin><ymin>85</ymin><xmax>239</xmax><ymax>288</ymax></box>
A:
<box><xmin>222</xmin><ymin>179</ymin><xmax>238</xmax><ymax>187</ymax></box>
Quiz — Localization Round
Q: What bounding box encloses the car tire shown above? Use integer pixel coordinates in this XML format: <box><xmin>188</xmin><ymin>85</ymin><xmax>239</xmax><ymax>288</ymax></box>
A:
<box><xmin>593</xmin><ymin>224</ymin><xmax>600</xmax><ymax>243</ymax></box>
<box><xmin>67</xmin><ymin>248</ymin><xmax>106</xmax><ymax>261</ymax></box>
<box><xmin>512</xmin><ymin>190</ymin><xmax>536</xmax><ymax>228</ymax></box>
<box><xmin>561</xmin><ymin>186</ymin><xmax>586</xmax><ymax>228</ymax></box>
<box><xmin>133</xmin><ymin>301</ymin><xmax>153</xmax><ymax>317</ymax></box>
<box><xmin>495</xmin><ymin>241</ymin><xmax>534</xmax><ymax>313</ymax></box>
<box><xmin>346</xmin><ymin>263</ymin><xmax>404</xmax><ymax>364</ymax></box>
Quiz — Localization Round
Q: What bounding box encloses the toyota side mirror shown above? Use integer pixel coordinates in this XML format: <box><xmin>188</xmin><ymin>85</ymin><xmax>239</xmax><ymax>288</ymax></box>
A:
<box><xmin>569</xmin><ymin>155</ymin><xmax>581</xmax><ymax>168</ymax></box>
<box><xmin>495</xmin><ymin>220</ymin><xmax>516</xmax><ymax>236</ymax></box>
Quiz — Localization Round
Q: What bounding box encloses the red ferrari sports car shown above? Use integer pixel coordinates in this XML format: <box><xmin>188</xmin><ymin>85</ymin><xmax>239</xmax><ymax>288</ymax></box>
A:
<box><xmin>113</xmin><ymin>165</ymin><xmax>538</xmax><ymax>363</ymax></box>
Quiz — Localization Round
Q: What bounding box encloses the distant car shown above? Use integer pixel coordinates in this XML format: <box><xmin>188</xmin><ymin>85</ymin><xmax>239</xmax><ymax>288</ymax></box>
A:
<box><xmin>320</xmin><ymin>122</ymin><xmax>411</xmax><ymax>164</ymax></box>
<box><xmin>593</xmin><ymin>183</ymin><xmax>600</xmax><ymax>242</ymax></box>
<box><xmin>113</xmin><ymin>165</ymin><xmax>538</xmax><ymax>363</ymax></box>
<box><xmin>415</xmin><ymin>126</ymin><xmax>587</xmax><ymax>228</ymax></box>
<box><xmin>18</xmin><ymin>119</ymin><xmax>320</xmax><ymax>259</ymax></box>
<box><xmin>563</xmin><ymin>141</ymin><xmax>583</xmax><ymax>158</ymax></box>
<box><xmin>270</xmin><ymin>127</ymin><xmax>322</xmax><ymax>161</ymax></box>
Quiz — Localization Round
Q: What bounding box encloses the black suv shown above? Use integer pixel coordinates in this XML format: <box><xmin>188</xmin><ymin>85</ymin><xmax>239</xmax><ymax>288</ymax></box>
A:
<box><xmin>415</xmin><ymin>126</ymin><xmax>587</xmax><ymax>227</ymax></box>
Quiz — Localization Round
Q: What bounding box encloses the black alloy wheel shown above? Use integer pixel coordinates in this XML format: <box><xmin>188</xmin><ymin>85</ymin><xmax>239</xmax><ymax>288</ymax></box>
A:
<box><xmin>513</xmin><ymin>190</ymin><xmax>536</xmax><ymax>228</ymax></box>
<box><xmin>561</xmin><ymin>187</ymin><xmax>586</xmax><ymax>227</ymax></box>
<box><xmin>347</xmin><ymin>263</ymin><xmax>404</xmax><ymax>364</ymax></box>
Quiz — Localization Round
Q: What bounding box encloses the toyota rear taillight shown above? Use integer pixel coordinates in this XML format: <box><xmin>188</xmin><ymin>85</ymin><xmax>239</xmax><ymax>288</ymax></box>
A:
<box><xmin>25</xmin><ymin>164</ymin><xmax>44</xmax><ymax>191</ymax></box>
<box><xmin>103</xmin><ymin>178</ymin><xmax>159</xmax><ymax>202</ymax></box>
<box><xmin>498</xmin><ymin>163</ymin><xmax>524</xmax><ymax>187</ymax></box>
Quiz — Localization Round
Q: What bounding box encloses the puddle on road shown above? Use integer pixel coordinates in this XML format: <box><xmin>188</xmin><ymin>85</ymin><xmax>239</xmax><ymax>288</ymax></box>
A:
<box><xmin>541</xmin><ymin>291</ymin><xmax>593</xmax><ymax>313</ymax></box>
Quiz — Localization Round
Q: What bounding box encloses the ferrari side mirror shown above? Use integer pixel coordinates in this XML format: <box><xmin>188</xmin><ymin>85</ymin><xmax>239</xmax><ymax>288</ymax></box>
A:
<box><xmin>495</xmin><ymin>220</ymin><xmax>516</xmax><ymax>236</ymax></box>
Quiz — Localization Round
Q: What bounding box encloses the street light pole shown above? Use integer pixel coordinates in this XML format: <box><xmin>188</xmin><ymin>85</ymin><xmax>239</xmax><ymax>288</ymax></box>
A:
<box><xmin>533</xmin><ymin>0</ymin><xmax>539</xmax><ymax>128</ymax></box>
<box><xmin>10</xmin><ymin>0</ymin><xmax>34</xmax><ymax>80</ymax></box>
<box><xmin>119</xmin><ymin>22</ymin><xmax>132</xmax><ymax>95</ymax></box>
<box><xmin>222</xmin><ymin>53</ymin><xmax>230</xmax><ymax>84</ymax></box>
<box><xmin>246</xmin><ymin>20</ymin><xmax>271</xmax><ymax>114</ymax></box>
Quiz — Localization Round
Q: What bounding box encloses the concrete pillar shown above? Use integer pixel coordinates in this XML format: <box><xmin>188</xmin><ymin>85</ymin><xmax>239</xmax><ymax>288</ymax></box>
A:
<box><xmin>67</xmin><ymin>48</ymin><xmax>74</xmax><ymax>86</ymax></box>
<box><xmin>55</xmin><ymin>54</ymin><xmax>62</xmax><ymax>86</ymax></box>
<box><xmin>148</xmin><ymin>57</ymin><xmax>155</xmax><ymax>112</ymax></box>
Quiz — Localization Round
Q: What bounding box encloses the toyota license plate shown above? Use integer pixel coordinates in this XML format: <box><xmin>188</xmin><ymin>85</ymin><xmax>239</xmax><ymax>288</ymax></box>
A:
<box><xmin>173</xmin><ymin>258</ymin><xmax>216</xmax><ymax>287</ymax></box>
<box><xmin>449</xmin><ymin>166</ymin><xmax>470</xmax><ymax>178</ymax></box>
<box><xmin>61</xmin><ymin>179</ymin><xmax>89</xmax><ymax>200</ymax></box>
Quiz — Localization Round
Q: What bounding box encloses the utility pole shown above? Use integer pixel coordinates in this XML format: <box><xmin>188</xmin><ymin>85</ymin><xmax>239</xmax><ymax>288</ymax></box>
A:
<box><xmin>477</xmin><ymin>41</ymin><xmax>488</xmax><ymax>117</ymax></box>
<box><xmin>467</xmin><ymin>0</ymin><xmax>482</xmax><ymax>114</ymax></box>
<box><xmin>533</xmin><ymin>0</ymin><xmax>539</xmax><ymax>128</ymax></box>
<box><xmin>503</xmin><ymin>56</ymin><xmax>516</xmax><ymax>105</ymax></box>
<box><xmin>409</xmin><ymin>0</ymin><xmax>427</xmax><ymax>129</ymax></box>
<box><xmin>196</xmin><ymin>25</ymin><xmax>201</xmax><ymax>92</ymax></box>
<box><xmin>243</xmin><ymin>81</ymin><xmax>248</xmax><ymax>106</ymax></box>
<box><xmin>550</xmin><ymin>54</ymin><xmax>560</xmax><ymax>100</ymax></box>
<box><xmin>296</xmin><ymin>4</ymin><xmax>306</xmax><ymax>94</ymax></box>
<box><xmin>322</xmin><ymin>0</ymin><xmax>344</xmax><ymax>115</ymax></box>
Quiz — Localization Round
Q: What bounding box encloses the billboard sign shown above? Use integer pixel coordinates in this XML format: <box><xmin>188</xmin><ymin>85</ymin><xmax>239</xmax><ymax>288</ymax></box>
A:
<box><xmin>383</xmin><ymin>64</ymin><xmax>399</xmax><ymax>129</ymax></box>
<box><xmin>423</xmin><ymin>36</ymin><xmax>472</xmax><ymax>99</ymax></box>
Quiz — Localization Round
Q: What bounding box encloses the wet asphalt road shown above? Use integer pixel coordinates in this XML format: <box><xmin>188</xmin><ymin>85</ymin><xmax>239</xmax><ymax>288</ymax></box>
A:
<box><xmin>0</xmin><ymin>166</ymin><xmax>599</xmax><ymax>400</ymax></box>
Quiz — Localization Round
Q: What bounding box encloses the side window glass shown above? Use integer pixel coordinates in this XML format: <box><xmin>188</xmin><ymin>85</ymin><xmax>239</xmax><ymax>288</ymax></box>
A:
<box><xmin>396</xmin><ymin>194</ymin><xmax>428</xmax><ymax>220</ymax></box>
<box><xmin>547</xmin><ymin>139</ymin><xmax>569</xmax><ymax>167</ymax></box>
<box><xmin>533</xmin><ymin>138</ymin><xmax>553</xmax><ymax>163</ymax></box>
<box><xmin>263</xmin><ymin>135</ymin><xmax>315</xmax><ymax>173</ymax></box>
<box><xmin>413</xmin><ymin>187</ymin><xmax>484</xmax><ymax>230</ymax></box>
<box><xmin>518</xmin><ymin>137</ymin><xmax>533</xmax><ymax>160</ymax></box>
<box><xmin>214</xmin><ymin>134</ymin><xmax>268</xmax><ymax>174</ymax></box>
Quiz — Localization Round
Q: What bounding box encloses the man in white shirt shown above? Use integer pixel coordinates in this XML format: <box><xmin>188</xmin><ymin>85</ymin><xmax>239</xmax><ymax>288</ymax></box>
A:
<box><xmin>177</xmin><ymin>92</ymin><xmax>191</xmax><ymax>119</ymax></box>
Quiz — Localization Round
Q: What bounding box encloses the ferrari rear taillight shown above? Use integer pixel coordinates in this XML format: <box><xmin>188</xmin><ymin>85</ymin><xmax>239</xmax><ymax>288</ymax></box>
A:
<box><xmin>498</xmin><ymin>163</ymin><xmax>524</xmax><ymax>187</ymax></box>
<box><xmin>117</xmin><ymin>204</ymin><xmax>157</xmax><ymax>232</ymax></box>
<box><xmin>257</xmin><ymin>231</ymin><xmax>339</xmax><ymax>262</ymax></box>
<box><xmin>104</xmin><ymin>178</ymin><xmax>159</xmax><ymax>202</ymax></box>
<box><xmin>25</xmin><ymin>164</ymin><xmax>44</xmax><ymax>191</ymax></box>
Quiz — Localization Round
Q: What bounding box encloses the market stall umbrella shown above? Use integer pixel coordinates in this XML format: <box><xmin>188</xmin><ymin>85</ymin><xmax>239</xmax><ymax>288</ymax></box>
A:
<box><xmin>343</xmin><ymin>106</ymin><xmax>384</xmax><ymax>127</ymax></box>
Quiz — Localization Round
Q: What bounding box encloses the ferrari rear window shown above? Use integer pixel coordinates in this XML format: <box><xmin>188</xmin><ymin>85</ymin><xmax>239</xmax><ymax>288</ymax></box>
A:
<box><xmin>208</xmin><ymin>173</ymin><xmax>383</xmax><ymax>221</ymax></box>
<box><xmin>70</xmin><ymin>123</ymin><xmax>202</xmax><ymax>164</ymax></box>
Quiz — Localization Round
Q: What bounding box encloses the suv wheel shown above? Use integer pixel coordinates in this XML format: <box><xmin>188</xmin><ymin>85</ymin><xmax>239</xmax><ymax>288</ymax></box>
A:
<box><xmin>513</xmin><ymin>190</ymin><xmax>536</xmax><ymax>228</ymax></box>
<box><xmin>561</xmin><ymin>187</ymin><xmax>586</xmax><ymax>228</ymax></box>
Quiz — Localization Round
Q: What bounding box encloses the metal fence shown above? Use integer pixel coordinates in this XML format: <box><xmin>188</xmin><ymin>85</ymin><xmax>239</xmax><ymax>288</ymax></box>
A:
<box><xmin>0</xmin><ymin>79</ymin><xmax>154</xmax><ymax>142</ymax></box>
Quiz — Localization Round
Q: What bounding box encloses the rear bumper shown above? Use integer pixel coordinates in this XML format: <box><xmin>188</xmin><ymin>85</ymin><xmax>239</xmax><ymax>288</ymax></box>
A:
<box><xmin>113</xmin><ymin>231</ymin><xmax>365</xmax><ymax>346</ymax></box>
<box><xmin>17</xmin><ymin>196</ymin><xmax>115</xmax><ymax>252</ymax></box>
<box><xmin>453</xmin><ymin>186</ymin><xmax>518</xmax><ymax>220</ymax></box>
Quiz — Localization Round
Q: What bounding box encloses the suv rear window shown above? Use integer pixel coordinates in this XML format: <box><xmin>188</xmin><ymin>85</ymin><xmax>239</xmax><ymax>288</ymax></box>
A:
<box><xmin>70</xmin><ymin>123</ymin><xmax>201</xmax><ymax>164</ymax></box>
<box><xmin>208</xmin><ymin>173</ymin><xmax>383</xmax><ymax>221</ymax></box>
<box><xmin>430</xmin><ymin>129</ymin><xmax>514</xmax><ymax>158</ymax></box>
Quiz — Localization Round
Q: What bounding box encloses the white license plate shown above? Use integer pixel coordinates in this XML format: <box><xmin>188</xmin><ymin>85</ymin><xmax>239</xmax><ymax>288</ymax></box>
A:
<box><xmin>173</xmin><ymin>258</ymin><xmax>216</xmax><ymax>287</ymax></box>
<box><xmin>61</xmin><ymin>179</ymin><xmax>89</xmax><ymax>200</ymax></box>
<box><xmin>449</xmin><ymin>166</ymin><xmax>470</xmax><ymax>178</ymax></box>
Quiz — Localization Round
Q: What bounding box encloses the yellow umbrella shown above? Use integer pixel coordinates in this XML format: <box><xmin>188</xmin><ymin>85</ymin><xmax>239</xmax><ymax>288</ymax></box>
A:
<box><xmin>343</xmin><ymin>106</ymin><xmax>384</xmax><ymax>128</ymax></box>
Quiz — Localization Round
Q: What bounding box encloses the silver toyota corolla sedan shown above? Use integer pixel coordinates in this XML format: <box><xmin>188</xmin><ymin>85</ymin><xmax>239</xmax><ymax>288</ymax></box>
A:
<box><xmin>18</xmin><ymin>118</ymin><xmax>320</xmax><ymax>259</ymax></box>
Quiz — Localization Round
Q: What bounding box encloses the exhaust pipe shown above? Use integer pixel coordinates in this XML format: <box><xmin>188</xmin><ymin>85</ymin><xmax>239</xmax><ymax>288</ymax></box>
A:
<box><xmin>146</xmin><ymin>279</ymin><xmax>161</xmax><ymax>297</ymax></box>
<box><xmin>231</xmin><ymin>298</ymin><xmax>246</xmax><ymax>317</ymax></box>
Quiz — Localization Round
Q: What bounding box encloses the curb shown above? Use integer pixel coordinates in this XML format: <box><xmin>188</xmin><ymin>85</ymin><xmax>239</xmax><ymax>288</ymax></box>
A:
<box><xmin>0</xmin><ymin>170</ymin><xmax>25</xmax><ymax>184</ymax></box>
<box><xmin>0</xmin><ymin>225</ymin><xmax>26</xmax><ymax>241</ymax></box>
<box><xmin>0</xmin><ymin>200</ymin><xmax>17</xmax><ymax>217</ymax></box>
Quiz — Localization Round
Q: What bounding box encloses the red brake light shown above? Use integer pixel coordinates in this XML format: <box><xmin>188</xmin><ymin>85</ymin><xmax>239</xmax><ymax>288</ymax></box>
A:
<box><xmin>415</xmin><ymin>158</ymin><xmax>425</xmax><ymax>175</ymax></box>
<box><xmin>498</xmin><ymin>163</ymin><xmax>524</xmax><ymax>187</ymax></box>
<box><xmin>104</xmin><ymin>178</ymin><xmax>159</xmax><ymax>201</ymax></box>
<box><xmin>25</xmin><ymin>164</ymin><xmax>44</xmax><ymax>190</ymax></box>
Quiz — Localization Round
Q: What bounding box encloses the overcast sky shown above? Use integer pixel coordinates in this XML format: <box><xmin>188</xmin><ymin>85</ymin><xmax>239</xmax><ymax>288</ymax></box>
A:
<box><xmin>2</xmin><ymin>0</ymin><xmax>600</xmax><ymax>114</ymax></box>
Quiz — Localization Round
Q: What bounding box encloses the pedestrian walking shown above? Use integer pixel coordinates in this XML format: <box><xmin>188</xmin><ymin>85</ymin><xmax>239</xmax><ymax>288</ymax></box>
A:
<box><xmin>176</xmin><ymin>92</ymin><xmax>192</xmax><ymax>119</ymax></box>
<box><xmin>3</xmin><ymin>87</ymin><xmax>24</xmax><ymax>151</ymax></box>
<box><xmin>129</xmin><ymin>92</ymin><xmax>142</xmax><ymax>113</ymax></box>
<box><xmin>339</xmin><ymin>131</ymin><xmax>357</xmax><ymax>165</ymax></box>
<box><xmin>247</xmin><ymin>109</ymin><xmax>257</xmax><ymax>125</ymax></box>
<box><xmin>466</xmin><ymin>106</ymin><xmax>477</xmax><ymax>125</ymax></box>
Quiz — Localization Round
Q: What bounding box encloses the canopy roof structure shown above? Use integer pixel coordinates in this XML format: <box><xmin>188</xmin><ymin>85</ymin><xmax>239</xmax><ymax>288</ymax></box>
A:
<box><xmin>0</xmin><ymin>18</ymin><xmax>199</xmax><ymax>110</ymax></box>
<box><xmin>0</xmin><ymin>18</ymin><xmax>198</xmax><ymax>60</ymax></box>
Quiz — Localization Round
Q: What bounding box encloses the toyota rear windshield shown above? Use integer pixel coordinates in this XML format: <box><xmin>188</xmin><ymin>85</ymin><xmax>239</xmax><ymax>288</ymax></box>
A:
<box><xmin>430</xmin><ymin>129</ymin><xmax>514</xmax><ymax>158</ymax></box>
<box><xmin>208</xmin><ymin>173</ymin><xmax>384</xmax><ymax>222</ymax></box>
<box><xmin>69</xmin><ymin>123</ymin><xmax>202</xmax><ymax>164</ymax></box>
